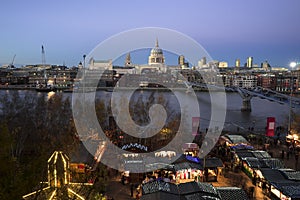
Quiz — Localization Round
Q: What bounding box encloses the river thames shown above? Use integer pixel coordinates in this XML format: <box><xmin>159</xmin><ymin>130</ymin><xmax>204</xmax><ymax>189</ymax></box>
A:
<box><xmin>0</xmin><ymin>89</ymin><xmax>297</xmax><ymax>135</ymax></box>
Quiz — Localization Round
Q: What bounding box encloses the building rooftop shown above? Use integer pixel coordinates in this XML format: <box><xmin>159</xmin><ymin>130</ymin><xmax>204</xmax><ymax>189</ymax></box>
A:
<box><xmin>260</xmin><ymin>168</ymin><xmax>294</xmax><ymax>184</ymax></box>
<box><xmin>235</xmin><ymin>149</ymin><xmax>271</xmax><ymax>160</ymax></box>
<box><xmin>141</xmin><ymin>180</ymin><xmax>221</xmax><ymax>200</ymax></box>
<box><xmin>279</xmin><ymin>169</ymin><xmax>300</xmax><ymax>181</ymax></box>
<box><xmin>224</xmin><ymin>134</ymin><xmax>249</xmax><ymax>144</ymax></box>
<box><xmin>216</xmin><ymin>187</ymin><xmax>249</xmax><ymax>200</ymax></box>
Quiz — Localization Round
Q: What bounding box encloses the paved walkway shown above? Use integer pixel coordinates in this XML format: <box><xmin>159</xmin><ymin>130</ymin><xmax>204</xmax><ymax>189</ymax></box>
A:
<box><xmin>105</xmin><ymin>176</ymin><xmax>135</xmax><ymax>200</ymax></box>
<box><xmin>267</xmin><ymin>143</ymin><xmax>299</xmax><ymax>170</ymax></box>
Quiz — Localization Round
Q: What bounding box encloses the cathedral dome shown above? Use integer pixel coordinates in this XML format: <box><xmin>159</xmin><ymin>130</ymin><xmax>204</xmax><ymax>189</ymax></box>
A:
<box><xmin>150</xmin><ymin>46</ymin><xmax>163</xmax><ymax>55</ymax></box>
<box><xmin>148</xmin><ymin>38</ymin><xmax>165</xmax><ymax>65</ymax></box>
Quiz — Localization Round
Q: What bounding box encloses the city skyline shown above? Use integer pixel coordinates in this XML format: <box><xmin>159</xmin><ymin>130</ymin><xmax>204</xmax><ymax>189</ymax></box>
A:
<box><xmin>0</xmin><ymin>0</ymin><xmax>300</xmax><ymax>67</ymax></box>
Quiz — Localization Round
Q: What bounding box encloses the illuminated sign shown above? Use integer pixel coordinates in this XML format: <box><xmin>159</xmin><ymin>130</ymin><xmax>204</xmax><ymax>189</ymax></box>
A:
<box><xmin>266</xmin><ymin>117</ymin><xmax>275</xmax><ymax>137</ymax></box>
<box><xmin>121</xmin><ymin>143</ymin><xmax>148</xmax><ymax>151</ymax></box>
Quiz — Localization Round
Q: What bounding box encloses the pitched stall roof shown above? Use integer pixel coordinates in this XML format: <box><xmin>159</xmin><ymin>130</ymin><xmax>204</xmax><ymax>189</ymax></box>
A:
<box><xmin>260</xmin><ymin>168</ymin><xmax>300</xmax><ymax>199</ymax></box>
<box><xmin>251</xmin><ymin>150</ymin><xmax>271</xmax><ymax>159</ymax></box>
<box><xmin>204</xmin><ymin>158</ymin><xmax>223</xmax><ymax>168</ymax></box>
<box><xmin>145</xmin><ymin>163</ymin><xmax>174</xmax><ymax>172</ymax></box>
<box><xmin>173</xmin><ymin>162</ymin><xmax>200</xmax><ymax>171</ymax></box>
<box><xmin>244</xmin><ymin>157</ymin><xmax>283</xmax><ymax>169</ymax></box>
<box><xmin>173</xmin><ymin>156</ymin><xmax>223</xmax><ymax>171</ymax></box>
<box><xmin>179</xmin><ymin>181</ymin><xmax>222</xmax><ymax>199</ymax></box>
<box><xmin>235</xmin><ymin>150</ymin><xmax>255</xmax><ymax>159</ymax></box>
<box><xmin>173</xmin><ymin>155</ymin><xmax>199</xmax><ymax>171</ymax></box>
<box><xmin>244</xmin><ymin>157</ymin><xmax>262</xmax><ymax>168</ymax></box>
<box><xmin>141</xmin><ymin>182</ymin><xmax>251</xmax><ymax>200</ymax></box>
<box><xmin>260</xmin><ymin>169</ymin><xmax>294</xmax><ymax>184</ymax></box>
<box><xmin>224</xmin><ymin>134</ymin><xmax>249</xmax><ymax>144</ymax></box>
<box><xmin>179</xmin><ymin>182</ymin><xmax>219</xmax><ymax>196</ymax></box>
<box><xmin>140</xmin><ymin>192</ymin><xmax>180</xmax><ymax>200</ymax></box>
<box><xmin>216</xmin><ymin>187</ymin><xmax>249</xmax><ymax>200</ymax></box>
<box><xmin>272</xmin><ymin>182</ymin><xmax>300</xmax><ymax>199</ymax></box>
<box><xmin>280</xmin><ymin>169</ymin><xmax>300</xmax><ymax>181</ymax></box>
<box><xmin>141</xmin><ymin>181</ymin><xmax>221</xmax><ymax>200</ymax></box>
<box><xmin>262</xmin><ymin>158</ymin><xmax>284</xmax><ymax>169</ymax></box>
<box><xmin>183</xmin><ymin>193</ymin><xmax>219</xmax><ymax>200</ymax></box>
<box><xmin>235</xmin><ymin>150</ymin><xmax>271</xmax><ymax>160</ymax></box>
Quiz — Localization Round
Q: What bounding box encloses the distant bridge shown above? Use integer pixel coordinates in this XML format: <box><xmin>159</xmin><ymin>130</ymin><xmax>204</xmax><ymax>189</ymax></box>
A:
<box><xmin>236</xmin><ymin>86</ymin><xmax>300</xmax><ymax>111</ymax></box>
<box><xmin>186</xmin><ymin>81</ymin><xmax>300</xmax><ymax>112</ymax></box>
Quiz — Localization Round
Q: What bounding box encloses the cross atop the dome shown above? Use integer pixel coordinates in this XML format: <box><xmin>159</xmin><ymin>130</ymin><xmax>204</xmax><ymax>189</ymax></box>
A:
<box><xmin>155</xmin><ymin>37</ymin><xmax>159</xmax><ymax>48</ymax></box>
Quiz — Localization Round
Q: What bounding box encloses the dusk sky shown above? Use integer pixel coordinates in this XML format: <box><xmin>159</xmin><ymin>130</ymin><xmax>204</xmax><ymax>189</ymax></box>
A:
<box><xmin>1</xmin><ymin>0</ymin><xmax>300</xmax><ymax>68</ymax></box>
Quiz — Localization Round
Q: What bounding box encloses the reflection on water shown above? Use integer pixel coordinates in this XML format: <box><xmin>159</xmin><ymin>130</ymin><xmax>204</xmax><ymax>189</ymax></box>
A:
<box><xmin>47</xmin><ymin>91</ymin><xmax>55</xmax><ymax>100</ymax></box>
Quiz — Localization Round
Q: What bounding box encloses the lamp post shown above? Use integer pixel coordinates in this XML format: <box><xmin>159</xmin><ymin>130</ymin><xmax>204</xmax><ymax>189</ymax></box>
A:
<box><xmin>83</xmin><ymin>54</ymin><xmax>86</xmax><ymax>91</ymax></box>
<box><xmin>288</xmin><ymin>62</ymin><xmax>296</xmax><ymax>134</ymax></box>
<box><xmin>83</xmin><ymin>55</ymin><xmax>86</xmax><ymax>69</ymax></box>
<box><xmin>83</xmin><ymin>55</ymin><xmax>86</xmax><ymax>115</ymax></box>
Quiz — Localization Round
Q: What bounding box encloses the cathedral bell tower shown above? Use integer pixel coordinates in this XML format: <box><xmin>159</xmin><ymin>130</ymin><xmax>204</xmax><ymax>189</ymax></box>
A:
<box><xmin>125</xmin><ymin>53</ymin><xmax>131</xmax><ymax>67</ymax></box>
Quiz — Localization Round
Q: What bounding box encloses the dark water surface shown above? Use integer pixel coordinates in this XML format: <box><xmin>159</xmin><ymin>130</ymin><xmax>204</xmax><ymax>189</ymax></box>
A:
<box><xmin>0</xmin><ymin>89</ymin><xmax>296</xmax><ymax>134</ymax></box>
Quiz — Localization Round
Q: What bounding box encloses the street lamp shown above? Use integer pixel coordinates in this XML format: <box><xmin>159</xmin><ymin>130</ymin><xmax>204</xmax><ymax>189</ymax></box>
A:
<box><xmin>290</xmin><ymin>61</ymin><xmax>297</xmax><ymax>69</ymax></box>
<box><xmin>83</xmin><ymin>55</ymin><xmax>86</xmax><ymax>69</ymax></box>
<box><xmin>83</xmin><ymin>54</ymin><xmax>86</xmax><ymax>92</ymax></box>
<box><xmin>288</xmin><ymin>62</ymin><xmax>296</xmax><ymax>134</ymax></box>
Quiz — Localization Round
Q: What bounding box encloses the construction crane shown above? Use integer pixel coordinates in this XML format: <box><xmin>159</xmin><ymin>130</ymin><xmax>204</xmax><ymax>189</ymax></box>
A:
<box><xmin>41</xmin><ymin>45</ymin><xmax>46</xmax><ymax>67</ymax></box>
<box><xmin>41</xmin><ymin>45</ymin><xmax>47</xmax><ymax>85</ymax></box>
<box><xmin>8</xmin><ymin>54</ymin><xmax>16</xmax><ymax>69</ymax></box>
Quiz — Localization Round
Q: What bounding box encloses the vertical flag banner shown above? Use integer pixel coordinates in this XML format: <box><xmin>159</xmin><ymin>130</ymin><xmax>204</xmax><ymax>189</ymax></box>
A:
<box><xmin>266</xmin><ymin>117</ymin><xmax>275</xmax><ymax>137</ymax></box>
<box><xmin>192</xmin><ymin>117</ymin><xmax>200</xmax><ymax>136</ymax></box>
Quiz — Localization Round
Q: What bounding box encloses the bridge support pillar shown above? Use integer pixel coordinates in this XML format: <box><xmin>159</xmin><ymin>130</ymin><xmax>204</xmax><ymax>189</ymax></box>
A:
<box><xmin>241</xmin><ymin>98</ymin><xmax>252</xmax><ymax>112</ymax></box>
<box><xmin>236</xmin><ymin>87</ymin><xmax>253</xmax><ymax>112</ymax></box>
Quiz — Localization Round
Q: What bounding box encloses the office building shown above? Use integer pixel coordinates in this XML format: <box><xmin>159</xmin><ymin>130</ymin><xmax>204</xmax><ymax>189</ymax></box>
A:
<box><xmin>246</xmin><ymin>57</ymin><xmax>253</xmax><ymax>68</ymax></box>
<box><xmin>235</xmin><ymin>59</ymin><xmax>240</xmax><ymax>68</ymax></box>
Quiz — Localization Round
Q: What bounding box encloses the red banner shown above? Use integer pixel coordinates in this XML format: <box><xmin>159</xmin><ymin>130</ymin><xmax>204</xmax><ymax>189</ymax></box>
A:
<box><xmin>266</xmin><ymin>117</ymin><xmax>275</xmax><ymax>137</ymax></box>
<box><xmin>192</xmin><ymin>117</ymin><xmax>200</xmax><ymax>136</ymax></box>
